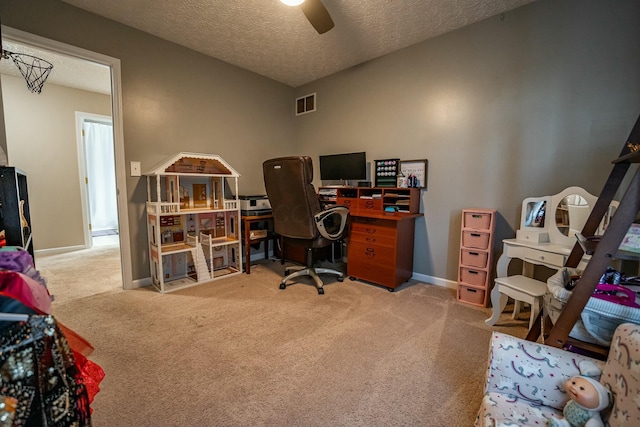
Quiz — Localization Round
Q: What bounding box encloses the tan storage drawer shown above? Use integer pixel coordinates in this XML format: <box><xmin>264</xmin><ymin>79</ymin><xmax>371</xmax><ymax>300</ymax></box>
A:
<box><xmin>457</xmin><ymin>285</ymin><xmax>487</xmax><ymax>306</ymax></box>
<box><xmin>460</xmin><ymin>249</ymin><xmax>489</xmax><ymax>269</ymax></box>
<box><xmin>461</xmin><ymin>230</ymin><xmax>491</xmax><ymax>250</ymax></box>
<box><xmin>463</xmin><ymin>211</ymin><xmax>493</xmax><ymax>230</ymax></box>
<box><xmin>459</xmin><ymin>267</ymin><xmax>488</xmax><ymax>288</ymax></box>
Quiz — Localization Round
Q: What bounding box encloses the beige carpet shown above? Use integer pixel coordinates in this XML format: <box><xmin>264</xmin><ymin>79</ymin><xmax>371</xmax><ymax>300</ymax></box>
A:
<box><xmin>47</xmin><ymin>258</ymin><xmax>529</xmax><ymax>427</ymax></box>
<box><xmin>36</xmin><ymin>242</ymin><xmax>123</xmax><ymax>305</ymax></box>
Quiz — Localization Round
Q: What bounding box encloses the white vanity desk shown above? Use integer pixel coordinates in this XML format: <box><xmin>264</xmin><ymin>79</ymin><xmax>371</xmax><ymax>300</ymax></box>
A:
<box><xmin>495</xmin><ymin>238</ymin><xmax>589</xmax><ymax>279</ymax></box>
<box><xmin>486</xmin><ymin>187</ymin><xmax>609</xmax><ymax>327</ymax></box>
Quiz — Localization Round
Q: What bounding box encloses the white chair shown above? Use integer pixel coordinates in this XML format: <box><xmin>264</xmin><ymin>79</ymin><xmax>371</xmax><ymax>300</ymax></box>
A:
<box><xmin>485</xmin><ymin>275</ymin><xmax>547</xmax><ymax>330</ymax></box>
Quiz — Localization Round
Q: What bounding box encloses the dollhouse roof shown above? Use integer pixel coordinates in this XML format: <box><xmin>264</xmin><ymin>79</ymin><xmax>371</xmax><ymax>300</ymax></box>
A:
<box><xmin>144</xmin><ymin>152</ymin><xmax>240</xmax><ymax>177</ymax></box>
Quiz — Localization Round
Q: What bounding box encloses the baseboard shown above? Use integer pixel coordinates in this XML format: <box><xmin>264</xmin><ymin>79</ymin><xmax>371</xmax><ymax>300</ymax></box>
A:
<box><xmin>130</xmin><ymin>276</ymin><xmax>152</xmax><ymax>289</ymax></box>
<box><xmin>410</xmin><ymin>272</ymin><xmax>457</xmax><ymax>289</ymax></box>
<box><xmin>132</xmin><ymin>252</ymin><xmax>457</xmax><ymax>291</ymax></box>
<box><xmin>35</xmin><ymin>245</ymin><xmax>87</xmax><ymax>256</ymax></box>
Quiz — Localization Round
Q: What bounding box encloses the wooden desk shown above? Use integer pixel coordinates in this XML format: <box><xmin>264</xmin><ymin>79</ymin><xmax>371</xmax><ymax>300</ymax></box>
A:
<box><xmin>241</xmin><ymin>214</ymin><xmax>275</xmax><ymax>274</ymax></box>
<box><xmin>347</xmin><ymin>209</ymin><xmax>422</xmax><ymax>291</ymax></box>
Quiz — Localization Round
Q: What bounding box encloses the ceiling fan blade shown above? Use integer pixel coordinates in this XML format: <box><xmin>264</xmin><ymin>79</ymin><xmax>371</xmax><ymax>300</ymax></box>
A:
<box><xmin>300</xmin><ymin>0</ymin><xmax>335</xmax><ymax>34</ymax></box>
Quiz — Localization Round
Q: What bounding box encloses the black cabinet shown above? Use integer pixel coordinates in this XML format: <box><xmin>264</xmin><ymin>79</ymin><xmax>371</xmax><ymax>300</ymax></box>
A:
<box><xmin>0</xmin><ymin>167</ymin><xmax>33</xmax><ymax>258</ymax></box>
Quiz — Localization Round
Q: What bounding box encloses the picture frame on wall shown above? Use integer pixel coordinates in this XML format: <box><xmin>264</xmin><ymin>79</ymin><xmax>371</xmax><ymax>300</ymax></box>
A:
<box><xmin>400</xmin><ymin>159</ymin><xmax>428</xmax><ymax>189</ymax></box>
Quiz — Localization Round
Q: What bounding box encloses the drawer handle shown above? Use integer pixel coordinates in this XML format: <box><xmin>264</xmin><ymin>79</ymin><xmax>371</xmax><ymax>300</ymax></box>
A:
<box><xmin>365</xmin><ymin>201</ymin><xmax>374</xmax><ymax>208</ymax></box>
<box><xmin>469</xmin><ymin>251</ymin><xmax>479</xmax><ymax>256</ymax></box>
<box><xmin>468</xmin><ymin>270</ymin><xmax>479</xmax><ymax>275</ymax></box>
<box><xmin>472</xmin><ymin>214</ymin><xmax>483</xmax><ymax>218</ymax></box>
<box><xmin>467</xmin><ymin>288</ymin><xmax>478</xmax><ymax>293</ymax></box>
<box><xmin>470</xmin><ymin>233</ymin><xmax>481</xmax><ymax>237</ymax></box>
<box><xmin>366</xmin><ymin>237</ymin><xmax>376</xmax><ymax>243</ymax></box>
<box><xmin>366</xmin><ymin>228</ymin><xmax>376</xmax><ymax>234</ymax></box>
<box><xmin>365</xmin><ymin>248</ymin><xmax>376</xmax><ymax>258</ymax></box>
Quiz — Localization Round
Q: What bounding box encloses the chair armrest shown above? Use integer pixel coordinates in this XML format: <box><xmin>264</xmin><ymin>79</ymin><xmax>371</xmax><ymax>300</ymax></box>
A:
<box><xmin>483</xmin><ymin>332</ymin><xmax>604</xmax><ymax>410</ymax></box>
<box><xmin>314</xmin><ymin>206</ymin><xmax>349</xmax><ymax>240</ymax></box>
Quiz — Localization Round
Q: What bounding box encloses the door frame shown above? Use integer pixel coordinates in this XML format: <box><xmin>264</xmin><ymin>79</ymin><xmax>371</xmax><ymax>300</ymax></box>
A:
<box><xmin>2</xmin><ymin>25</ymin><xmax>133</xmax><ymax>290</ymax></box>
<box><xmin>75</xmin><ymin>112</ymin><xmax>114</xmax><ymax>247</ymax></box>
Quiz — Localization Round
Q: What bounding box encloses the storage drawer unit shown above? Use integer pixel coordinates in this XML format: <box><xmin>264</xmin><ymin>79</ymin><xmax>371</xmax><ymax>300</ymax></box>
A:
<box><xmin>457</xmin><ymin>208</ymin><xmax>496</xmax><ymax>307</ymax></box>
<box><xmin>347</xmin><ymin>216</ymin><xmax>416</xmax><ymax>290</ymax></box>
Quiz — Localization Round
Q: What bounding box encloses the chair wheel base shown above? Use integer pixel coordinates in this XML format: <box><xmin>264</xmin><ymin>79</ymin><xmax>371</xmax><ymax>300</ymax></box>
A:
<box><xmin>279</xmin><ymin>283</ymin><xmax>286</xmax><ymax>290</ymax></box>
<box><xmin>317</xmin><ymin>287</ymin><xmax>324</xmax><ymax>295</ymax></box>
<box><xmin>337</xmin><ymin>276</ymin><xmax>344</xmax><ymax>282</ymax></box>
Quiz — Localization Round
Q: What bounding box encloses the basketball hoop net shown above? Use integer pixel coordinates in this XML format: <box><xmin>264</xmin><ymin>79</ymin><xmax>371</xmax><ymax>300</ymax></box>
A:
<box><xmin>2</xmin><ymin>49</ymin><xmax>54</xmax><ymax>94</ymax></box>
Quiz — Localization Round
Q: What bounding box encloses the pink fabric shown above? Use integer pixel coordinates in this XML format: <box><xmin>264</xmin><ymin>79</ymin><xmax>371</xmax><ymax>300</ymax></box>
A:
<box><xmin>0</xmin><ymin>266</ymin><xmax>105</xmax><ymax>410</ymax></box>
<box><xmin>0</xmin><ymin>271</ymin><xmax>52</xmax><ymax>313</ymax></box>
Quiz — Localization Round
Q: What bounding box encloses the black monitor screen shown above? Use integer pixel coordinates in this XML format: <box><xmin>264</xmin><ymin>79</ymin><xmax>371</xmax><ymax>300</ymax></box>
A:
<box><xmin>319</xmin><ymin>152</ymin><xmax>367</xmax><ymax>181</ymax></box>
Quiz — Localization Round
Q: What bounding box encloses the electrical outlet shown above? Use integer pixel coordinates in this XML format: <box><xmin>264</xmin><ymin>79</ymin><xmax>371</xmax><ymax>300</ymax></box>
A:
<box><xmin>130</xmin><ymin>161</ymin><xmax>141</xmax><ymax>177</ymax></box>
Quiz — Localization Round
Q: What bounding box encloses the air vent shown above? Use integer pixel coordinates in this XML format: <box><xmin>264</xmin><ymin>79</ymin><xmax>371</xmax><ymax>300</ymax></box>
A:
<box><xmin>296</xmin><ymin>93</ymin><xmax>316</xmax><ymax>115</ymax></box>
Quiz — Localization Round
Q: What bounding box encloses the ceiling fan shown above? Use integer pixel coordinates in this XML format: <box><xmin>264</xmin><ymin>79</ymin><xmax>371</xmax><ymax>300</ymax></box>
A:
<box><xmin>281</xmin><ymin>0</ymin><xmax>335</xmax><ymax>34</ymax></box>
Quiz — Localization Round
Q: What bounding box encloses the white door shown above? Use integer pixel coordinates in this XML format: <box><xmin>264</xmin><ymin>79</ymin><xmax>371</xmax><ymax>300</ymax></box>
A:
<box><xmin>78</xmin><ymin>114</ymin><xmax>119</xmax><ymax>245</ymax></box>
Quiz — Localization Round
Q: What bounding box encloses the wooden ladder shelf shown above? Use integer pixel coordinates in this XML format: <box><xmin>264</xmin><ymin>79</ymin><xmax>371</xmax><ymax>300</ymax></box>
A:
<box><xmin>526</xmin><ymin>113</ymin><xmax>640</xmax><ymax>358</ymax></box>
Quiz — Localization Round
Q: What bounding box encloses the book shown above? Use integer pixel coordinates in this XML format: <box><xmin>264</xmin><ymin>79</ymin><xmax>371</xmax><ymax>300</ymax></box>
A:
<box><xmin>619</xmin><ymin>223</ymin><xmax>640</xmax><ymax>253</ymax></box>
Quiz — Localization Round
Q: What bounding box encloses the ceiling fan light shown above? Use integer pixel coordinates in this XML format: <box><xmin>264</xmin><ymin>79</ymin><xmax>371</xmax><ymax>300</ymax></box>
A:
<box><xmin>281</xmin><ymin>0</ymin><xmax>305</xmax><ymax>6</ymax></box>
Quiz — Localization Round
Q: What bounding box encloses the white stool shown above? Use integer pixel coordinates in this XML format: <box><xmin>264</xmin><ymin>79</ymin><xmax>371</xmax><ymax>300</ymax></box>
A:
<box><xmin>485</xmin><ymin>275</ymin><xmax>547</xmax><ymax>330</ymax></box>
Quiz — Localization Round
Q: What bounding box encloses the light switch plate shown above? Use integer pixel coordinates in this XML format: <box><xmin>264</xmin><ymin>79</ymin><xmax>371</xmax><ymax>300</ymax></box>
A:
<box><xmin>130</xmin><ymin>161</ymin><xmax>141</xmax><ymax>177</ymax></box>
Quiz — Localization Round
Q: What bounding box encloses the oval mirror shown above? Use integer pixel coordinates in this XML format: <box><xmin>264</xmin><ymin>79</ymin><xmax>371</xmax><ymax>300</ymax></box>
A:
<box><xmin>556</xmin><ymin>194</ymin><xmax>589</xmax><ymax>237</ymax></box>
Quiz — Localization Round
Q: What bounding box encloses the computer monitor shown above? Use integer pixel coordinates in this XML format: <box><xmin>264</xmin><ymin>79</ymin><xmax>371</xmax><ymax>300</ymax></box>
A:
<box><xmin>319</xmin><ymin>152</ymin><xmax>367</xmax><ymax>185</ymax></box>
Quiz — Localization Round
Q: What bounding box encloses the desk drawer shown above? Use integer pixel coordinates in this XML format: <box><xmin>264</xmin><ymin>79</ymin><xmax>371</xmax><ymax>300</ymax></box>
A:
<box><xmin>459</xmin><ymin>267</ymin><xmax>488</xmax><ymax>288</ymax></box>
<box><xmin>463</xmin><ymin>211</ymin><xmax>493</xmax><ymax>230</ymax></box>
<box><xmin>460</xmin><ymin>249</ymin><xmax>489</xmax><ymax>269</ymax></box>
<box><xmin>348</xmin><ymin>241</ymin><xmax>395</xmax><ymax>262</ymax></box>
<box><xmin>350</xmin><ymin>230</ymin><xmax>395</xmax><ymax>247</ymax></box>
<box><xmin>461</xmin><ymin>230</ymin><xmax>491</xmax><ymax>250</ymax></box>
<box><xmin>348</xmin><ymin>243</ymin><xmax>395</xmax><ymax>285</ymax></box>
<box><xmin>337</xmin><ymin>197</ymin><xmax>356</xmax><ymax>210</ymax></box>
<box><xmin>523</xmin><ymin>248</ymin><xmax>566</xmax><ymax>267</ymax></box>
<box><xmin>357</xmin><ymin>199</ymin><xmax>383</xmax><ymax>211</ymax></box>
<box><xmin>351</xmin><ymin>218</ymin><xmax>396</xmax><ymax>238</ymax></box>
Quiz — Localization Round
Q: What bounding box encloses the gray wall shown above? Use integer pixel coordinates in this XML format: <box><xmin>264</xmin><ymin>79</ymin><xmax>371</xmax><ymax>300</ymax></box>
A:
<box><xmin>295</xmin><ymin>0</ymin><xmax>640</xmax><ymax>283</ymax></box>
<box><xmin>1</xmin><ymin>0</ymin><xmax>639</xmax><ymax>285</ymax></box>
<box><xmin>0</xmin><ymin>0</ymin><xmax>296</xmax><ymax>280</ymax></box>
<box><xmin>2</xmin><ymin>75</ymin><xmax>112</xmax><ymax>250</ymax></box>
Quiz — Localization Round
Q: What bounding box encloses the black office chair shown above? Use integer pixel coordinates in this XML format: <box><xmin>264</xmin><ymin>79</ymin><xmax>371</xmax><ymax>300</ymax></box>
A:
<box><xmin>263</xmin><ymin>156</ymin><xmax>349</xmax><ymax>295</ymax></box>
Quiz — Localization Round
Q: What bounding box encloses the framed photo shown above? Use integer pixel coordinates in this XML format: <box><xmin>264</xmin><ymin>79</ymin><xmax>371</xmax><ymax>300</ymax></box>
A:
<box><xmin>400</xmin><ymin>159</ymin><xmax>428</xmax><ymax>189</ymax></box>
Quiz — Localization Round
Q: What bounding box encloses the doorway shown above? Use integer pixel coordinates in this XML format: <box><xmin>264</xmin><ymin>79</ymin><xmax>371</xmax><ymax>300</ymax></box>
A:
<box><xmin>76</xmin><ymin>113</ymin><xmax>119</xmax><ymax>248</ymax></box>
<box><xmin>0</xmin><ymin>25</ymin><xmax>133</xmax><ymax>290</ymax></box>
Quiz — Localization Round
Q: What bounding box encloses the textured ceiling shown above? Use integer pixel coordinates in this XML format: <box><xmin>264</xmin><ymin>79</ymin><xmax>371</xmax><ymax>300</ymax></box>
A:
<box><xmin>0</xmin><ymin>40</ymin><xmax>112</xmax><ymax>94</ymax></box>
<box><xmin>1</xmin><ymin>0</ymin><xmax>535</xmax><ymax>93</ymax></box>
<box><xmin>56</xmin><ymin>0</ymin><xmax>535</xmax><ymax>88</ymax></box>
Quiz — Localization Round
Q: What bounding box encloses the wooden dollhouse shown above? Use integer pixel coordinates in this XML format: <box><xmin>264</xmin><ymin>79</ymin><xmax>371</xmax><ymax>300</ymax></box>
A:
<box><xmin>145</xmin><ymin>153</ymin><xmax>241</xmax><ymax>293</ymax></box>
